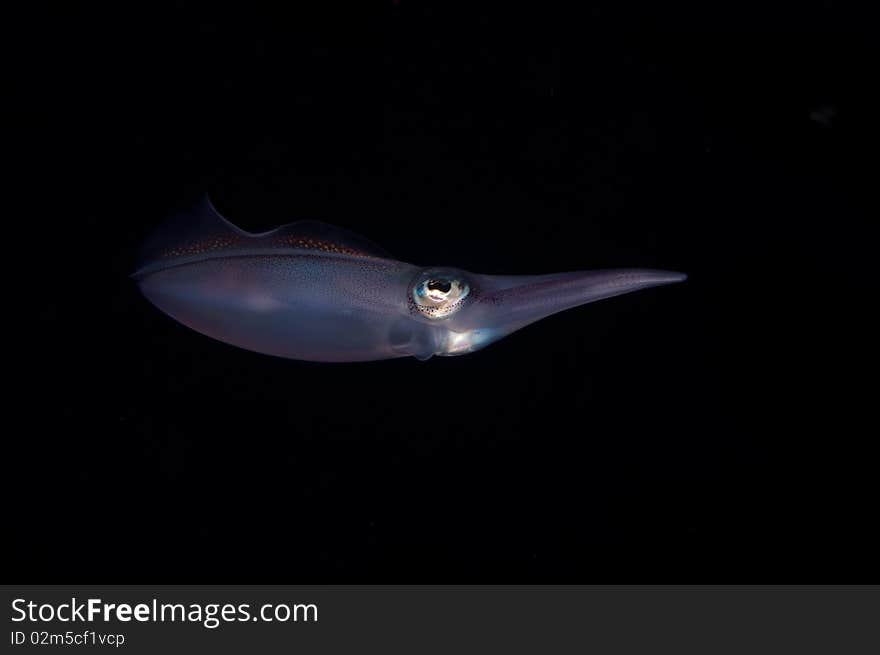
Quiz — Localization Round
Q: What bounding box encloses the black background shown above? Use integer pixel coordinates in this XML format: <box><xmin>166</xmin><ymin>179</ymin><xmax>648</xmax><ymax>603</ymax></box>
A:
<box><xmin>11</xmin><ymin>3</ymin><xmax>877</xmax><ymax>581</ymax></box>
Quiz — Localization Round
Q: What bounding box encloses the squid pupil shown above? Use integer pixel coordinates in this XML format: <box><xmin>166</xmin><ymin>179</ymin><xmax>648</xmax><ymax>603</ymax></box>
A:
<box><xmin>427</xmin><ymin>279</ymin><xmax>452</xmax><ymax>294</ymax></box>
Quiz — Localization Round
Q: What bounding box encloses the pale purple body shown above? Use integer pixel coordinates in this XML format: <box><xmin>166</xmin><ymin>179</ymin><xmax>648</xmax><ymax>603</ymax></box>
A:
<box><xmin>135</xmin><ymin>198</ymin><xmax>685</xmax><ymax>362</ymax></box>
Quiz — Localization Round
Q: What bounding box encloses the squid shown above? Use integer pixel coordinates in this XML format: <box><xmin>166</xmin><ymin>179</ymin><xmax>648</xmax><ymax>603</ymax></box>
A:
<box><xmin>134</xmin><ymin>197</ymin><xmax>685</xmax><ymax>362</ymax></box>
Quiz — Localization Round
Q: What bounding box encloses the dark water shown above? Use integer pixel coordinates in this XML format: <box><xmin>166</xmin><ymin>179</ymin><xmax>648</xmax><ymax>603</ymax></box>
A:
<box><xmin>12</xmin><ymin>4</ymin><xmax>877</xmax><ymax>580</ymax></box>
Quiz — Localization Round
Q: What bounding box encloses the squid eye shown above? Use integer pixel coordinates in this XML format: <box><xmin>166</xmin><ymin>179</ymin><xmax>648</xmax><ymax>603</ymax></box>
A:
<box><xmin>412</xmin><ymin>270</ymin><xmax>470</xmax><ymax>318</ymax></box>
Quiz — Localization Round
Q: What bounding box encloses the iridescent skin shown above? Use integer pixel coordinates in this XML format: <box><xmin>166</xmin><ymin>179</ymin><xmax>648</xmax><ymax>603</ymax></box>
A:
<box><xmin>134</xmin><ymin>198</ymin><xmax>686</xmax><ymax>362</ymax></box>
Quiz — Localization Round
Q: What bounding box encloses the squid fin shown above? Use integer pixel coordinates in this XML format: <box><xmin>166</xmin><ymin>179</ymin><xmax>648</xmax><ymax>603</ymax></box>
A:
<box><xmin>134</xmin><ymin>195</ymin><xmax>394</xmax><ymax>277</ymax></box>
